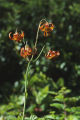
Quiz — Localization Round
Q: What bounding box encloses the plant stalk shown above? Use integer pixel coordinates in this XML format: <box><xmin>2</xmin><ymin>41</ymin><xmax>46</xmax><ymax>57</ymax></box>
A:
<box><xmin>33</xmin><ymin>45</ymin><xmax>45</xmax><ymax>62</ymax></box>
<box><xmin>34</xmin><ymin>19</ymin><xmax>47</xmax><ymax>48</ymax></box>
<box><xmin>22</xmin><ymin>56</ymin><xmax>33</xmax><ymax>120</ymax></box>
<box><xmin>22</xmin><ymin>19</ymin><xmax>47</xmax><ymax>119</ymax></box>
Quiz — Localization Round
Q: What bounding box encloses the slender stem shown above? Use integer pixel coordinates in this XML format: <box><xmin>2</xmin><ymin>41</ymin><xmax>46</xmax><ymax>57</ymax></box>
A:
<box><xmin>22</xmin><ymin>62</ymin><xmax>30</xmax><ymax>120</ymax></box>
<box><xmin>64</xmin><ymin>101</ymin><xmax>67</xmax><ymax>120</ymax></box>
<box><xmin>63</xmin><ymin>95</ymin><xmax>67</xmax><ymax>120</ymax></box>
<box><xmin>33</xmin><ymin>45</ymin><xmax>45</xmax><ymax>62</ymax></box>
<box><xmin>34</xmin><ymin>24</ymin><xmax>40</xmax><ymax>48</ymax></box>
<box><xmin>34</xmin><ymin>19</ymin><xmax>47</xmax><ymax>48</ymax></box>
<box><xmin>64</xmin><ymin>103</ymin><xmax>67</xmax><ymax>120</ymax></box>
<box><xmin>39</xmin><ymin>18</ymin><xmax>47</xmax><ymax>24</ymax></box>
<box><xmin>22</xmin><ymin>19</ymin><xmax>47</xmax><ymax>119</ymax></box>
<box><xmin>22</xmin><ymin>56</ymin><xmax>33</xmax><ymax>120</ymax></box>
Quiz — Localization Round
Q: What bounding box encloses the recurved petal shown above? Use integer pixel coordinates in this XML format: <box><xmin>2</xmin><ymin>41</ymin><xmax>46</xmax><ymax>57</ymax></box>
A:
<box><xmin>9</xmin><ymin>32</ymin><xmax>13</xmax><ymax>40</ymax></box>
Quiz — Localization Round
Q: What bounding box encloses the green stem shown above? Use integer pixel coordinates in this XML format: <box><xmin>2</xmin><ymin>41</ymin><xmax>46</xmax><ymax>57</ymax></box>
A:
<box><xmin>34</xmin><ymin>24</ymin><xmax>40</xmax><ymax>48</ymax></box>
<box><xmin>63</xmin><ymin>95</ymin><xmax>67</xmax><ymax>120</ymax></box>
<box><xmin>34</xmin><ymin>19</ymin><xmax>47</xmax><ymax>48</ymax></box>
<box><xmin>22</xmin><ymin>56</ymin><xmax>33</xmax><ymax>120</ymax></box>
<box><xmin>33</xmin><ymin>45</ymin><xmax>45</xmax><ymax>62</ymax></box>
<box><xmin>22</xmin><ymin>19</ymin><xmax>47</xmax><ymax>119</ymax></box>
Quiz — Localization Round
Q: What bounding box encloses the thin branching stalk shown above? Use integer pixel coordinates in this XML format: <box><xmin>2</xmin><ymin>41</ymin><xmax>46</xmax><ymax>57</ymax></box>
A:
<box><xmin>63</xmin><ymin>95</ymin><xmax>67</xmax><ymax>120</ymax></box>
<box><xmin>34</xmin><ymin>19</ymin><xmax>47</xmax><ymax>48</ymax></box>
<box><xmin>33</xmin><ymin>45</ymin><xmax>45</xmax><ymax>62</ymax></box>
<box><xmin>33</xmin><ymin>19</ymin><xmax>47</xmax><ymax>63</ymax></box>
<box><xmin>64</xmin><ymin>101</ymin><xmax>67</xmax><ymax>120</ymax></box>
<box><xmin>34</xmin><ymin>24</ymin><xmax>40</xmax><ymax>48</ymax></box>
<box><xmin>22</xmin><ymin>55</ymin><xmax>33</xmax><ymax>120</ymax></box>
<box><xmin>22</xmin><ymin>62</ymin><xmax>29</xmax><ymax>120</ymax></box>
<box><xmin>22</xmin><ymin>19</ymin><xmax>47</xmax><ymax>120</ymax></box>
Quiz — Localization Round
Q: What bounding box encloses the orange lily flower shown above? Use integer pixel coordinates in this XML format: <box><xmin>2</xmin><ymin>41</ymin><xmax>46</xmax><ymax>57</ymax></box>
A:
<box><xmin>20</xmin><ymin>45</ymin><xmax>32</xmax><ymax>58</ymax></box>
<box><xmin>45</xmin><ymin>50</ymin><xmax>60</xmax><ymax>59</ymax></box>
<box><xmin>9</xmin><ymin>31</ymin><xmax>24</xmax><ymax>42</ymax></box>
<box><xmin>39</xmin><ymin>22</ymin><xmax>54</xmax><ymax>37</ymax></box>
<box><xmin>25</xmin><ymin>45</ymin><xmax>32</xmax><ymax>55</ymax></box>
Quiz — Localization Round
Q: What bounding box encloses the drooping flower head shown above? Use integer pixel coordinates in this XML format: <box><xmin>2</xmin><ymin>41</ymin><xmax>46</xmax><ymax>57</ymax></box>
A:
<box><xmin>39</xmin><ymin>21</ymin><xmax>54</xmax><ymax>37</ymax></box>
<box><xmin>20</xmin><ymin>45</ymin><xmax>32</xmax><ymax>58</ymax></box>
<box><xmin>45</xmin><ymin>50</ymin><xmax>60</xmax><ymax>59</ymax></box>
<box><xmin>9</xmin><ymin>30</ymin><xmax>24</xmax><ymax>42</ymax></box>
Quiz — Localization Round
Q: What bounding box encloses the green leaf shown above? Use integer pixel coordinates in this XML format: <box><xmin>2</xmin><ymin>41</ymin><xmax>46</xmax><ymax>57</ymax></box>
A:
<box><xmin>50</xmin><ymin>103</ymin><xmax>64</xmax><ymax>110</ymax></box>
<box><xmin>6</xmin><ymin>115</ymin><xmax>17</xmax><ymax>120</ymax></box>
<box><xmin>44</xmin><ymin>115</ymin><xmax>56</xmax><ymax>119</ymax></box>
<box><xmin>25</xmin><ymin>115</ymin><xmax>37</xmax><ymax>120</ymax></box>
<box><xmin>53</xmin><ymin>94</ymin><xmax>64</xmax><ymax>102</ymax></box>
<box><xmin>67</xmin><ymin>115</ymin><xmax>78</xmax><ymax>120</ymax></box>
<box><xmin>57</xmin><ymin>78</ymin><xmax>64</xmax><ymax>87</ymax></box>
<box><xmin>36</xmin><ymin>86</ymin><xmax>49</xmax><ymax>104</ymax></box>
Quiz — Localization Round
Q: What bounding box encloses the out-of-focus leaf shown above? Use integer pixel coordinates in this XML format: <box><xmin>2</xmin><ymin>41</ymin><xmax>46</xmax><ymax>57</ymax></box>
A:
<box><xmin>35</xmin><ymin>86</ymin><xmax>49</xmax><ymax>104</ymax></box>
<box><xmin>50</xmin><ymin>103</ymin><xmax>64</xmax><ymax>110</ymax></box>
<box><xmin>67</xmin><ymin>115</ymin><xmax>78</xmax><ymax>120</ymax></box>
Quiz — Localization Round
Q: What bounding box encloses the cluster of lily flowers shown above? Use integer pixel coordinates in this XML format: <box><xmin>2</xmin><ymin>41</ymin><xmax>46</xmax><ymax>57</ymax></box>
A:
<box><xmin>9</xmin><ymin>21</ymin><xmax>60</xmax><ymax>60</ymax></box>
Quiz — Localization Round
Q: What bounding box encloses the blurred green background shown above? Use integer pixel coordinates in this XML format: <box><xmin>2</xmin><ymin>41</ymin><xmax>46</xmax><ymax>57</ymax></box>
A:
<box><xmin>0</xmin><ymin>0</ymin><xmax>80</xmax><ymax>119</ymax></box>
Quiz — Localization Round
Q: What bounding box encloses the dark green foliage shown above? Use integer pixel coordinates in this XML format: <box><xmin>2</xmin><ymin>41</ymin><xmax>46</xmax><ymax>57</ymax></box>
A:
<box><xmin>0</xmin><ymin>0</ymin><xmax>80</xmax><ymax>119</ymax></box>
<box><xmin>0</xmin><ymin>74</ymin><xmax>80</xmax><ymax>119</ymax></box>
